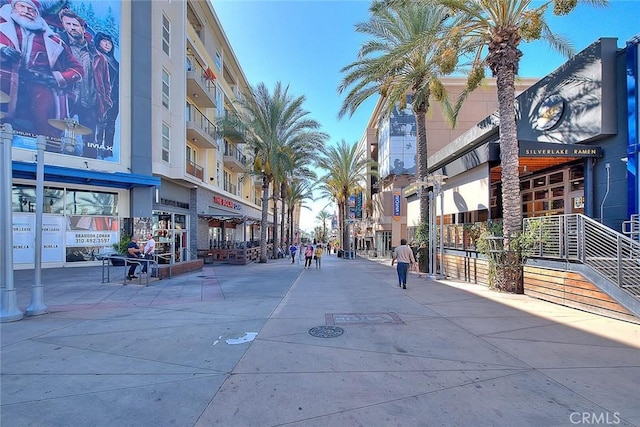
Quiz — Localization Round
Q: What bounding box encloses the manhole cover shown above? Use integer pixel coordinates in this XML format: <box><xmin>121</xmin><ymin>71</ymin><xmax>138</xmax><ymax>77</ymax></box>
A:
<box><xmin>308</xmin><ymin>326</ymin><xmax>344</xmax><ymax>338</ymax></box>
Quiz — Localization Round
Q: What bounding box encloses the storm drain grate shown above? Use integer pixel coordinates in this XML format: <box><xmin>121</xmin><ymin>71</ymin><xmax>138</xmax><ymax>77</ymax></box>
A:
<box><xmin>325</xmin><ymin>312</ymin><xmax>403</xmax><ymax>325</ymax></box>
<box><xmin>308</xmin><ymin>326</ymin><xmax>345</xmax><ymax>338</ymax></box>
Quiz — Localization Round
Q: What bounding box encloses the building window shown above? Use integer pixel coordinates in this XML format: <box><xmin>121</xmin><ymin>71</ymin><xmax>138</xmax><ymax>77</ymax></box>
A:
<box><xmin>162</xmin><ymin>123</ymin><xmax>170</xmax><ymax>162</ymax></box>
<box><xmin>520</xmin><ymin>165</ymin><xmax>584</xmax><ymax>217</ymax></box>
<box><xmin>215</xmin><ymin>50</ymin><xmax>222</xmax><ymax>71</ymax></box>
<box><xmin>162</xmin><ymin>14</ymin><xmax>170</xmax><ymax>56</ymax></box>
<box><xmin>161</xmin><ymin>68</ymin><xmax>170</xmax><ymax>108</ymax></box>
<box><xmin>186</xmin><ymin>145</ymin><xmax>196</xmax><ymax>164</ymax></box>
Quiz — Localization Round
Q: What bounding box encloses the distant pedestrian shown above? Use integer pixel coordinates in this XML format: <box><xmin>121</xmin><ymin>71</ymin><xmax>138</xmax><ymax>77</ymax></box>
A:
<box><xmin>314</xmin><ymin>244</ymin><xmax>323</xmax><ymax>268</ymax></box>
<box><xmin>391</xmin><ymin>238</ymin><xmax>416</xmax><ymax>289</ymax></box>
<box><xmin>289</xmin><ymin>244</ymin><xmax>297</xmax><ymax>264</ymax></box>
<box><xmin>304</xmin><ymin>244</ymin><xmax>314</xmax><ymax>269</ymax></box>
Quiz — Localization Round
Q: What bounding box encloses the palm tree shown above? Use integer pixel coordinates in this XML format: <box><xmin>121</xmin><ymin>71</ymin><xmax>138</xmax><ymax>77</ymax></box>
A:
<box><xmin>317</xmin><ymin>140</ymin><xmax>371</xmax><ymax>254</ymax></box>
<box><xmin>438</xmin><ymin>0</ymin><xmax>607</xmax><ymax>243</ymax></box>
<box><xmin>284</xmin><ymin>179</ymin><xmax>315</xmax><ymax>249</ymax></box>
<box><xmin>276</xmin><ymin>143</ymin><xmax>319</xmax><ymax>258</ymax></box>
<box><xmin>222</xmin><ymin>82</ymin><xmax>326</xmax><ymax>263</ymax></box>
<box><xmin>338</xmin><ymin>0</ymin><xmax>456</xmax><ymax>223</ymax></box>
<box><xmin>315</xmin><ymin>209</ymin><xmax>333</xmax><ymax>242</ymax></box>
<box><xmin>434</xmin><ymin>0</ymin><xmax>607</xmax><ymax>291</ymax></box>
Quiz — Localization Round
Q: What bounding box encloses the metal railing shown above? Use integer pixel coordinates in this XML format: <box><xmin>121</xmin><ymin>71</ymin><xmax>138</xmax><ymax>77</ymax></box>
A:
<box><xmin>524</xmin><ymin>214</ymin><xmax>640</xmax><ymax>296</ymax></box>
<box><xmin>622</xmin><ymin>214</ymin><xmax>640</xmax><ymax>242</ymax></box>
<box><xmin>224</xmin><ymin>141</ymin><xmax>247</xmax><ymax>165</ymax></box>
<box><xmin>186</xmin><ymin>103</ymin><xmax>217</xmax><ymax>140</ymax></box>
<box><xmin>186</xmin><ymin>57</ymin><xmax>217</xmax><ymax>100</ymax></box>
<box><xmin>186</xmin><ymin>159</ymin><xmax>204</xmax><ymax>180</ymax></box>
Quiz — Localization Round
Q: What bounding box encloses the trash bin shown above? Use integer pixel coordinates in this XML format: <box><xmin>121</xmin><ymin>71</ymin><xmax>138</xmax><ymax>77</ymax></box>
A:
<box><xmin>337</xmin><ymin>249</ymin><xmax>343</xmax><ymax>258</ymax></box>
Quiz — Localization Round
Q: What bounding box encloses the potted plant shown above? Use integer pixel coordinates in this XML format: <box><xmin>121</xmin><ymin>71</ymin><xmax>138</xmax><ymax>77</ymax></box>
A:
<box><xmin>110</xmin><ymin>234</ymin><xmax>130</xmax><ymax>266</ymax></box>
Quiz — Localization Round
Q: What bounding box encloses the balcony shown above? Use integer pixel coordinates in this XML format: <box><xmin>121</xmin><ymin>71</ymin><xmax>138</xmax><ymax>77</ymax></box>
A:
<box><xmin>224</xmin><ymin>180</ymin><xmax>237</xmax><ymax>196</ymax></box>
<box><xmin>186</xmin><ymin>58</ymin><xmax>216</xmax><ymax>109</ymax></box>
<box><xmin>186</xmin><ymin>159</ymin><xmax>204</xmax><ymax>181</ymax></box>
<box><xmin>186</xmin><ymin>103</ymin><xmax>217</xmax><ymax>149</ymax></box>
<box><xmin>223</xmin><ymin>141</ymin><xmax>247</xmax><ymax>171</ymax></box>
<box><xmin>222</xmin><ymin>111</ymin><xmax>247</xmax><ymax>144</ymax></box>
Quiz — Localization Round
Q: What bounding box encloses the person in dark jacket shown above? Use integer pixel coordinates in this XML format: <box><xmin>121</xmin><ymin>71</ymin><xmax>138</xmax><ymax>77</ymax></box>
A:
<box><xmin>94</xmin><ymin>31</ymin><xmax>119</xmax><ymax>159</ymax></box>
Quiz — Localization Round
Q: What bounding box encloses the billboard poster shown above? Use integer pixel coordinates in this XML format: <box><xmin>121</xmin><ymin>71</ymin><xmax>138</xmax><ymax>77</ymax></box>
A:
<box><xmin>348</xmin><ymin>195</ymin><xmax>356</xmax><ymax>219</ymax></box>
<box><xmin>393</xmin><ymin>191</ymin><xmax>401</xmax><ymax>221</ymax></box>
<box><xmin>13</xmin><ymin>213</ymin><xmax>65</xmax><ymax>263</ymax></box>
<box><xmin>378</xmin><ymin>95</ymin><xmax>417</xmax><ymax>178</ymax></box>
<box><xmin>0</xmin><ymin>0</ymin><xmax>121</xmax><ymax>162</ymax></box>
<box><xmin>65</xmin><ymin>215</ymin><xmax>118</xmax><ymax>262</ymax></box>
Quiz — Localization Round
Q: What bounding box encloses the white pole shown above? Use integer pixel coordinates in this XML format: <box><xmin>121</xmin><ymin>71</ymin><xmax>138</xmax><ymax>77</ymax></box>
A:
<box><xmin>439</xmin><ymin>184</ymin><xmax>445</xmax><ymax>280</ymax></box>
<box><xmin>26</xmin><ymin>136</ymin><xmax>48</xmax><ymax>315</ymax></box>
<box><xmin>0</xmin><ymin>124</ymin><xmax>23</xmax><ymax>322</ymax></box>
<box><xmin>428</xmin><ymin>190</ymin><xmax>435</xmax><ymax>280</ymax></box>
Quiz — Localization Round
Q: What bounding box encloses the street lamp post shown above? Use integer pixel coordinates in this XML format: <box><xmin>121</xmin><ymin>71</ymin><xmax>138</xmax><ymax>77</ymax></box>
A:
<box><xmin>418</xmin><ymin>174</ymin><xmax>447</xmax><ymax>280</ymax></box>
<box><xmin>0</xmin><ymin>124</ymin><xmax>23</xmax><ymax>322</ymax></box>
<box><xmin>26</xmin><ymin>136</ymin><xmax>48</xmax><ymax>316</ymax></box>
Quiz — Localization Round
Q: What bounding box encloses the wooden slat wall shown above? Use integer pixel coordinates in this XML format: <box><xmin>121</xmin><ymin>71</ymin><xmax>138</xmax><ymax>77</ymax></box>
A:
<box><xmin>441</xmin><ymin>254</ymin><xmax>639</xmax><ymax>324</ymax></box>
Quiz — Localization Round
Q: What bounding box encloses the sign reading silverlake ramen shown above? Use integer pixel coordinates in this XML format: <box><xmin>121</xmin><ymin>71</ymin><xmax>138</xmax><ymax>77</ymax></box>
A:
<box><xmin>520</xmin><ymin>142</ymin><xmax>602</xmax><ymax>158</ymax></box>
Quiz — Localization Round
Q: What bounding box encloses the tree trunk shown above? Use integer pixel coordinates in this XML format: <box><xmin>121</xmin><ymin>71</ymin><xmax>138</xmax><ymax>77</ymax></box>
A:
<box><xmin>496</xmin><ymin>66</ymin><xmax>521</xmax><ymax>247</ymax></box>
<box><xmin>414</xmin><ymin>100</ymin><xmax>429</xmax><ymax>223</ymax></box>
<box><xmin>271</xmin><ymin>182</ymin><xmax>279</xmax><ymax>260</ymax></box>
<box><xmin>259</xmin><ymin>175</ymin><xmax>270</xmax><ymax>263</ymax></box>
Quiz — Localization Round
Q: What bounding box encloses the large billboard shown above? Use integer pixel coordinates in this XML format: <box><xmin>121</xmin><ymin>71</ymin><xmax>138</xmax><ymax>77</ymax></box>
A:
<box><xmin>0</xmin><ymin>0</ymin><xmax>121</xmax><ymax>161</ymax></box>
<box><xmin>378</xmin><ymin>95</ymin><xmax>417</xmax><ymax>178</ymax></box>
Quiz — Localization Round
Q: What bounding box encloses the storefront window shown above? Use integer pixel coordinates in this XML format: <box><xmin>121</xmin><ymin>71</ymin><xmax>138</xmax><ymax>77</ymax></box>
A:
<box><xmin>521</xmin><ymin>164</ymin><xmax>584</xmax><ymax>217</ymax></box>
<box><xmin>13</xmin><ymin>185</ymin><xmax>65</xmax><ymax>213</ymax></box>
<box><xmin>153</xmin><ymin>211</ymin><xmax>189</xmax><ymax>263</ymax></box>
<box><xmin>66</xmin><ymin>190</ymin><xmax>118</xmax><ymax>215</ymax></box>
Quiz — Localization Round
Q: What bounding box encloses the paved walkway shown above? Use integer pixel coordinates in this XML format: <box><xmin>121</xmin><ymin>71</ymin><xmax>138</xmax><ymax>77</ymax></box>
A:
<box><xmin>2</xmin><ymin>254</ymin><xmax>639</xmax><ymax>426</ymax></box>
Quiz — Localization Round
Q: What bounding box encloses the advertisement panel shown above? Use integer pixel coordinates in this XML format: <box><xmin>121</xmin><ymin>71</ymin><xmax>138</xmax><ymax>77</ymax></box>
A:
<box><xmin>65</xmin><ymin>215</ymin><xmax>118</xmax><ymax>262</ymax></box>
<box><xmin>378</xmin><ymin>95</ymin><xmax>417</xmax><ymax>178</ymax></box>
<box><xmin>393</xmin><ymin>191</ymin><xmax>401</xmax><ymax>221</ymax></box>
<box><xmin>0</xmin><ymin>0</ymin><xmax>121</xmax><ymax>161</ymax></box>
<box><xmin>13</xmin><ymin>213</ymin><xmax>65</xmax><ymax>263</ymax></box>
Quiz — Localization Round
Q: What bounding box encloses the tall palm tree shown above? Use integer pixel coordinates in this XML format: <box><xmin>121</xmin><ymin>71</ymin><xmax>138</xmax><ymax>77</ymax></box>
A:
<box><xmin>438</xmin><ymin>0</ymin><xmax>607</xmax><ymax>246</ymax></box>
<box><xmin>223</xmin><ymin>82</ymin><xmax>326</xmax><ymax>263</ymax></box>
<box><xmin>277</xmin><ymin>142</ymin><xmax>319</xmax><ymax>257</ymax></box>
<box><xmin>284</xmin><ymin>178</ymin><xmax>315</xmax><ymax>248</ymax></box>
<box><xmin>429</xmin><ymin>0</ymin><xmax>607</xmax><ymax>292</ymax></box>
<box><xmin>315</xmin><ymin>209</ymin><xmax>333</xmax><ymax>242</ymax></box>
<box><xmin>317</xmin><ymin>140</ymin><xmax>371</xmax><ymax>253</ymax></box>
<box><xmin>338</xmin><ymin>0</ymin><xmax>456</xmax><ymax>222</ymax></box>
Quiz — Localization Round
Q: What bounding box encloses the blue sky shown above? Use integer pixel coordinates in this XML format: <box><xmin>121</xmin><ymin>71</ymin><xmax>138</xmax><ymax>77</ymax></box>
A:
<box><xmin>213</xmin><ymin>0</ymin><xmax>640</xmax><ymax>231</ymax></box>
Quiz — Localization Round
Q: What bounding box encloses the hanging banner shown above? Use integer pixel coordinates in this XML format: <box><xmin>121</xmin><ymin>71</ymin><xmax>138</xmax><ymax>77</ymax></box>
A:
<box><xmin>393</xmin><ymin>191</ymin><xmax>401</xmax><ymax>221</ymax></box>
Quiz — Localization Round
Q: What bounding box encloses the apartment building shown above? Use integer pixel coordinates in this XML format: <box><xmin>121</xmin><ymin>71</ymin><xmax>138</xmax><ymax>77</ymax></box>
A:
<box><xmin>4</xmin><ymin>0</ymin><xmax>269</xmax><ymax>269</ymax></box>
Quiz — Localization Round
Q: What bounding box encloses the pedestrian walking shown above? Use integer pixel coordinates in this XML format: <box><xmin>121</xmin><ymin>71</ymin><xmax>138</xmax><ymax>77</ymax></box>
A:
<box><xmin>314</xmin><ymin>244</ymin><xmax>323</xmax><ymax>268</ymax></box>
<box><xmin>391</xmin><ymin>238</ymin><xmax>416</xmax><ymax>289</ymax></box>
<box><xmin>289</xmin><ymin>244</ymin><xmax>297</xmax><ymax>264</ymax></box>
<box><xmin>304</xmin><ymin>244</ymin><xmax>314</xmax><ymax>269</ymax></box>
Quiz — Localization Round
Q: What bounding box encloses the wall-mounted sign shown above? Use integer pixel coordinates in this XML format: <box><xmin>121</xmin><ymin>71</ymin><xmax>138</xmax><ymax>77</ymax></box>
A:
<box><xmin>520</xmin><ymin>141</ymin><xmax>602</xmax><ymax>158</ymax></box>
<box><xmin>213</xmin><ymin>196</ymin><xmax>241</xmax><ymax>210</ymax></box>
<box><xmin>535</xmin><ymin>94</ymin><xmax>565</xmax><ymax>131</ymax></box>
<box><xmin>393</xmin><ymin>191</ymin><xmax>401</xmax><ymax>220</ymax></box>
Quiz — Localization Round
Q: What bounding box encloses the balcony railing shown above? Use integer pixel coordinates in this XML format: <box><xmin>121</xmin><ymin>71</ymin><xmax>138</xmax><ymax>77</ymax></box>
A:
<box><xmin>186</xmin><ymin>103</ymin><xmax>217</xmax><ymax>147</ymax></box>
<box><xmin>224</xmin><ymin>180</ymin><xmax>237</xmax><ymax>195</ymax></box>
<box><xmin>224</xmin><ymin>142</ymin><xmax>247</xmax><ymax>166</ymax></box>
<box><xmin>186</xmin><ymin>159</ymin><xmax>204</xmax><ymax>181</ymax></box>
<box><xmin>186</xmin><ymin>56</ymin><xmax>216</xmax><ymax>107</ymax></box>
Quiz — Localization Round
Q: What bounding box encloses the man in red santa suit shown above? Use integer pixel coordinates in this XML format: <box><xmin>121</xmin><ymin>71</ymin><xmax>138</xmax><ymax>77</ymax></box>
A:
<box><xmin>0</xmin><ymin>0</ymin><xmax>83</xmax><ymax>140</ymax></box>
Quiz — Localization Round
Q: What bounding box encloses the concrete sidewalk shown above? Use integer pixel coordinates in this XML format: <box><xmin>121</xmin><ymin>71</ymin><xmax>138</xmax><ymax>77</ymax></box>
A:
<box><xmin>2</xmin><ymin>254</ymin><xmax>639</xmax><ymax>426</ymax></box>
